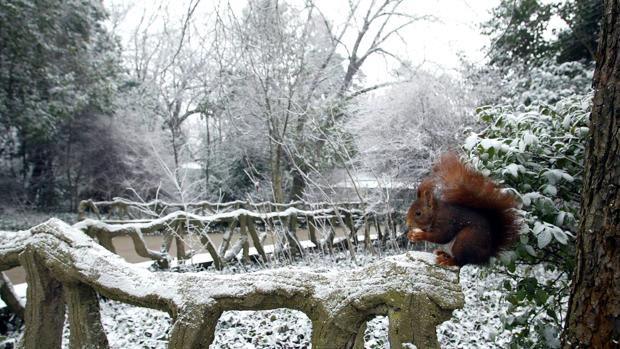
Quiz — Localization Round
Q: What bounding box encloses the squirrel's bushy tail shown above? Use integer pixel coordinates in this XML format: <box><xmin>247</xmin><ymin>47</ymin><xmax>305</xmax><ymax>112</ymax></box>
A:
<box><xmin>433</xmin><ymin>152</ymin><xmax>519</xmax><ymax>252</ymax></box>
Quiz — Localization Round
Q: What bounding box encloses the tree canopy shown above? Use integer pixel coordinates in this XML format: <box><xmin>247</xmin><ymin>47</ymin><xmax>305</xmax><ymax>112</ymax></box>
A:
<box><xmin>483</xmin><ymin>0</ymin><xmax>602</xmax><ymax>67</ymax></box>
<box><xmin>0</xmin><ymin>0</ymin><xmax>121</xmax><ymax>208</ymax></box>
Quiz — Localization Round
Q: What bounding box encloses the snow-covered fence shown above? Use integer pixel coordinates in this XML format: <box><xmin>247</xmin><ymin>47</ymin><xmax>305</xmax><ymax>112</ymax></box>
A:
<box><xmin>0</xmin><ymin>219</ymin><xmax>463</xmax><ymax>349</ymax></box>
<box><xmin>74</xmin><ymin>200</ymin><xmax>405</xmax><ymax>269</ymax></box>
<box><xmin>77</xmin><ymin>198</ymin><xmax>366</xmax><ymax>221</ymax></box>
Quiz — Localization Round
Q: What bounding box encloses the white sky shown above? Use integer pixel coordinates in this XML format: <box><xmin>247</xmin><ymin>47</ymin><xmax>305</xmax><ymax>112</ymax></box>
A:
<box><xmin>104</xmin><ymin>0</ymin><xmax>500</xmax><ymax>83</ymax></box>
<box><xmin>315</xmin><ymin>0</ymin><xmax>500</xmax><ymax>81</ymax></box>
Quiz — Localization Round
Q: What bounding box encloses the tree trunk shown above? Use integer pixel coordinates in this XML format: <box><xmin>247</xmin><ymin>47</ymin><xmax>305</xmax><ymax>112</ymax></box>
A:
<box><xmin>290</xmin><ymin>165</ymin><xmax>307</xmax><ymax>201</ymax></box>
<box><xmin>562</xmin><ymin>1</ymin><xmax>620</xmax><ymax>347</ymax></box>
<box><xmin>289</xmin><ymin>111</ymin><xmax>308</xmax><ymax>201</ymax></box>
<box><xmin>204</xmin><ymin>113</ymin><xmax>210</xmax><ymax>193</ymax></box>
<box><xmin>28</xmin><ymin>146</ymin><xmax>56</xmax><ymax>207</ymax></box>
<box><xmin>272</xmin><ymin>143</ymin><xmax>285</xmax><ymax>203</ymax></box>
<box><xmin>171</xmin><ymin>127</ymin><xmax>180</xmax><ymax>172</ymax></box>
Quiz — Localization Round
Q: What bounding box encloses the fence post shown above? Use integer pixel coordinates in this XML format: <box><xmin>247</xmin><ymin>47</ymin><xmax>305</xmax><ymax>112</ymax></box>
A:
<box><xmin>307</xmin><ymin>215</ymin><xmax>319</xmax><ymax>247</ymax></box>
<box><xmin>95</xmin><ymin>231</ymin><xmax>116</xmax><ymax>254</ymax></box>
<box><xmin>375</xmin><ymin>214</ymin><xmax>384</xmax><ymax>245</ymax></box>
<box><xmin>175</xmin><ymin>225</ymin><xmax>187</xmax><ymax>261</ymax></box>
<box><xmin>246</xmin><ymin>216</ymin><xmax>268</xmax><ymax>262</ymax></box>
<box><xmin>19</xmin><ymin>249</ymin><xmax>65</xmax><ymax>349</ymax></box>
<box><xmin>199</xmin><ymin>234</ymin><xmax>224</xmax><ymax>270</ymax></box>
<box><xmin>64</xmin><ymin>282</ymin><xmax>109</xmax><ymax>348</ymax></box>
<box><xmin>387</xmin><ymin>295</ymin><xmax>451</xmax><ymax>349</ymax></box>
<box><xmin>168</xmin><ymin>304</ymin><xmax>222</xmax><ymax>349</ymax></box>
<box><xmin>239</xmin><ymin>215</ymin><xmax>250</xmax><ymax>263</ymax></box>
<box><xmin>286</xmin><ymin>214</ymin><xmax>304</xmax><ymax>257</ymax></box>
<box><xmin>219</xmin><ymin>220</ymin><xmax>235</xmax><ymax>256</ymax></box>
<box><xmin>344</xmin><ymin>210</ymin><xmax>358</xmax><ymax>245</ymax></box>
<box><xmin>363</xmin><ymin>214</ymin><xmax>375</xmax><ymax>254</ymax></box>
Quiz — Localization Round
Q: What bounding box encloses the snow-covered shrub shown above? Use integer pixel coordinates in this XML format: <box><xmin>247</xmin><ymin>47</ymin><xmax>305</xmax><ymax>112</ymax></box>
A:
<box><xmin>499</xmin><ymin>61</ymin><xmax>593</xmax><ymax>106</ymax></box>
<box><xmin>462</xmin><ymin>92</ymin><xmax>591</xmax><ymax>348</ymax></box>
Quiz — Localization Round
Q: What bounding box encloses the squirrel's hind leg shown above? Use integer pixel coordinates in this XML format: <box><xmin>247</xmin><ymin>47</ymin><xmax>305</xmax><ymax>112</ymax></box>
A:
<box><xmin>451</xmin><ymin>227</ymin><xmax>493</xmax><ymax>266</ymax></box>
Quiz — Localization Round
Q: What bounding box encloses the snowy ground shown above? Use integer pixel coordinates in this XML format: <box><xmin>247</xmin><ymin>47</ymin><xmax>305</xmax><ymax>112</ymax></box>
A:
<box><xmin>0</xmin><ymin>249</ymin><xmax>559</xmax><ymax>348</ymax></box>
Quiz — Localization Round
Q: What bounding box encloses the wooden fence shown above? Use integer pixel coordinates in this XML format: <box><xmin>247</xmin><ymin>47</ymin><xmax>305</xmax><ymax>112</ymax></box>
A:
<box><xmin>75</xmin><ymin>199</ymin><xmax>405</xmax><ymax>270</ymax></box>
<box><xmin>78</xmin><ymin>198</ymin><xmax>368</xmax><ymax>221</ymax></box>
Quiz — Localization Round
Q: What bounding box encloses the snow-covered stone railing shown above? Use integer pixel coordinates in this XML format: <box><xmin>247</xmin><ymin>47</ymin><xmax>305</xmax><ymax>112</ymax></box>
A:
<box><xmin>2</xmin><ymin>219</ymin><xmax>464</xmax><ymax>349</ymax></box>
<box><xmin>73</xmin><ymin>204</ymin><xmax>402</xmax><ymax>269</ymax></box>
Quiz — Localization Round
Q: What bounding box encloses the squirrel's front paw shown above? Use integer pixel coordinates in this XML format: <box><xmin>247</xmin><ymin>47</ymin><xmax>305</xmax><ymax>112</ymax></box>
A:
<box><xmin>407</xmin><ymin>228</ymin><xmax>425</xmax><ymax>242</ymax></box>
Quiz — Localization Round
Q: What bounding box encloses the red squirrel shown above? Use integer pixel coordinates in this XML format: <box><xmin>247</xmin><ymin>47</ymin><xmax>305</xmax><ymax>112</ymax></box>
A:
<box><xmin>406</xmin><ymin>152</ymin><xmax>519</xmax><ymax>267</ymax></box>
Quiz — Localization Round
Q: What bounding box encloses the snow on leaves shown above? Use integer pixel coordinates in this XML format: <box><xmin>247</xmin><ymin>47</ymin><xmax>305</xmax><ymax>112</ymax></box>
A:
<box><xmin>463</xmin><ymin>88</ymin><xmax>590</xmax><ymax>347</ymax></box>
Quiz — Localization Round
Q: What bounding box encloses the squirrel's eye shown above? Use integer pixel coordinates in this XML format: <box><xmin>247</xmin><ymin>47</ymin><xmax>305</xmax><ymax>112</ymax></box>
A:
<box><xmin>415</xmin><ymin>210</ymin><xmax>421</xmax><ymax>216</ymax></box>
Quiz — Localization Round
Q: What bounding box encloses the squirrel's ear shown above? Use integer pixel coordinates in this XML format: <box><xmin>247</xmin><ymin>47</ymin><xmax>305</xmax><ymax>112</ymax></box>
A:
<box><xmin>424</xmin><ymin>189</ymin><xmax>434</xmax><ymax>208</ymax></box>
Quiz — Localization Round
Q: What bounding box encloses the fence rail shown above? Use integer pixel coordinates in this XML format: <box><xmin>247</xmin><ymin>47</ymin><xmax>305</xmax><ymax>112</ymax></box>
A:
<box><xmin>0</xmin><ymin>219</ymin><xmax>463</xmax><ymax>349</ymax></box>
<box><xmin>77</xmin><ymin>198</ymin><xmax>369</xmax><ymax>221</ymax></box>
<box><xmin>75</xmin><ymin>199</ymin><xmax>406</xmax><ymax>269</ymax></box>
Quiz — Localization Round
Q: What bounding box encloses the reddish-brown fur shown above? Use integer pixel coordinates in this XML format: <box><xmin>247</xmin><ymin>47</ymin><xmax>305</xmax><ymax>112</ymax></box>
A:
<box><xmin>406</xmin><ymin>152</ymin><xmax>519</xmax><ymax>266</ymax></box>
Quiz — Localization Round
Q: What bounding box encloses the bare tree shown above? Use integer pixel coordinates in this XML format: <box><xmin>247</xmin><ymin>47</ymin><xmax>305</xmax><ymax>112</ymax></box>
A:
<box><xmin>210</xmin><ymin>0</ymin><xmax>426</xmax><ymax>202</ymax></box>
<box><xmin>123</xmin><ymin>0</ymin><xmax>211</xmax><ymax>173</ymax></box>
<box><xmin>109</xmin><ymin>0</ymin><xmax>430</xmax><ymax>203</ymax></box>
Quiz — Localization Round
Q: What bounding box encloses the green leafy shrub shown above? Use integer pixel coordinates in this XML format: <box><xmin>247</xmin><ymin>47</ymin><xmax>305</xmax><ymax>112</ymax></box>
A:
<box><xmin>462</xmin><ymin>93</ymin><xmax>591</xmax><ymax>348</ymax></box>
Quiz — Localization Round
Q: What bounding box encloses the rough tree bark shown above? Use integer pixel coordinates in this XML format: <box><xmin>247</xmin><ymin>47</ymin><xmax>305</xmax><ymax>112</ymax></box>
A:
<box><xmin>562</xmin><ymin>1</ymin><xmax>620</xmax><ymax>347</ymax></box>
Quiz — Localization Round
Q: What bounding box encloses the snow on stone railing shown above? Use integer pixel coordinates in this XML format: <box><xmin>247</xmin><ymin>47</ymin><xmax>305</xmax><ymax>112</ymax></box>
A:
<box><xmin>73</xmin><ymin>204</ymin><xmax>403</xmax><ymax>270</ymax></box>
<box><xmin>0</xmin><ymin>219</ymin><xmax>464</xmax><ymax>349</ymax></box>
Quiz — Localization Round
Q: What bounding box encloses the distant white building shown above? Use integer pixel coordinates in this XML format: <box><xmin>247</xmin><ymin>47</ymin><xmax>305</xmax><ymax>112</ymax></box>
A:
<box><xmin>180</xmin><ymin>162</ymin><xmax>203</xmax><ymax>171</ymax></box>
